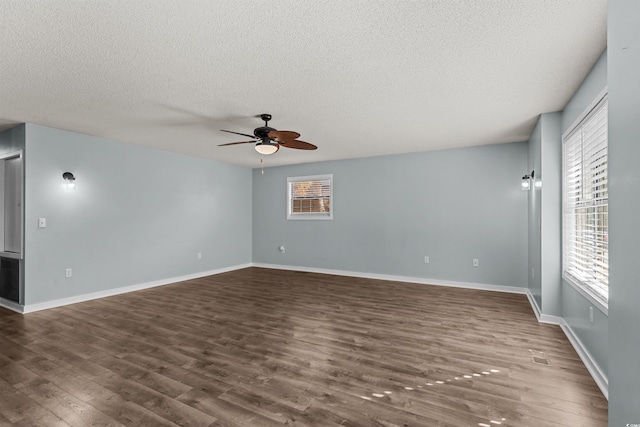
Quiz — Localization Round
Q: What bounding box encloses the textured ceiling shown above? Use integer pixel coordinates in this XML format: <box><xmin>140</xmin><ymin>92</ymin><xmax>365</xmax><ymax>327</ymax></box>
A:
<box><xmin>0</xmin><ymin>1</ymin><xmax>606</xmax><ymax>168</ymax></box>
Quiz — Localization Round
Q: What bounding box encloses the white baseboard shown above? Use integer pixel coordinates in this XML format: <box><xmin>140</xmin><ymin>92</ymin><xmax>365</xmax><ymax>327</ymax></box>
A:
<box><xmin>524</xmin><ymin>289</ymin><xmax>608</xmax><ymax>400</ymax></box>
<box><xmin>559</xmin><ymin>320</ymin><xmax>609</xmax><ymax>400</ymax></box>
<box><xmin>20</xmin><ymin>263</ymin><xmax>252</xmax><ymax>314</ymax></box>
<box><xmin>524</xmin><ymin>290</ymin><xmax>564</xmax><ymax>324</ymax></box>
<box><xmin>525</xmin><ymin>290</ymin><xmax>542</xmax><ymax>320</ymax></box>
<box><xmin>0</xmin><ymin>297</ymin><xmax>24</xmax><ymax>314</ymax></box>
<box><xmin>252</xmin><ymin>263</ymin><xmax>529</xmax><ymax>294</ymax></box>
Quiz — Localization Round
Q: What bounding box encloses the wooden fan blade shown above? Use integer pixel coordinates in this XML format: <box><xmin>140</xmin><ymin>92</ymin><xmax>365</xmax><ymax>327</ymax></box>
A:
<box><xmin>268</xmin><ymin>130</ymin><xmax>301</xmax><ymax>142</ymax></box>
<box><xmin>221</xmin><ymin>129</ymin><xmax>256</xmax><ymax>139</ymax></box>
<box><xmin>218</xmin><ymin>140</ymin><xmax>256</xmax><ymax>146</ymax></box>
<box><xmin>280</xmin><ymin>139</ymin><xmax>317</xmax><ymax>150</ymax></box>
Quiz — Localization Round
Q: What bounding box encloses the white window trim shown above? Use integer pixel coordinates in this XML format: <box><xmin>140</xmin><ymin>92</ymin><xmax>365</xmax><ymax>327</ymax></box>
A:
<box><xmin>562</xmin><ymin>87</ymin><xmax>608</xmax><ymax>140</ymax></box>
<box><xmin>563</xmin><ymin>273</ymin><xmax>608</xmax><ymax>315</ymax></box>
<box><xmin>287</xmin><ymin>174</ymin><xmax>333</xmax><ymax>220</ymax></box>
<box><xmin>562</xmin><ymin>91</ymin><xmax>608</xmax><ymax>312</ymax></box>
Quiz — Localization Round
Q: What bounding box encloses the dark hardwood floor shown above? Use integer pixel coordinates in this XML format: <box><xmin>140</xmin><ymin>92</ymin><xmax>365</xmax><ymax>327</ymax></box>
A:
<box><xmin>0</xmin><ymin>267</ymin><xmax>607</xmax><ymax>426</ymax></box>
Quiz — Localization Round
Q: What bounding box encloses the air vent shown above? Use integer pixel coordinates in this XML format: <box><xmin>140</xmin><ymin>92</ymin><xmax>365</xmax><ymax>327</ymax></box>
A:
<box><xmin>529</xmin><ymin>349</ymin><xmax>550</xmax><ymax>366</ymax></box>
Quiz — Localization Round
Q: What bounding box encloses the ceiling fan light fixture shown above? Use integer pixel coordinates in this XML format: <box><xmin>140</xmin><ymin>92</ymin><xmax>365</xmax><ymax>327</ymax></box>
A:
<box><xmin>219</xmin><ymin>114</ymin><xmax>316</xmax><ymax>156</ymax></box>
<box><xmin>255</xmin><ymin>141</ymin><xmax>279</xmax><ymax>155</ymax></box>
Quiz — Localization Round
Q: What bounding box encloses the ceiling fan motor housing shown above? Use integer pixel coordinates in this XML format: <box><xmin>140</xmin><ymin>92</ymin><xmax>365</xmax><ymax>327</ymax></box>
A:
<box><xmin>254</xmin><ymin>126</ymin><xmax>276</xmax><ymax>139</ymax></box>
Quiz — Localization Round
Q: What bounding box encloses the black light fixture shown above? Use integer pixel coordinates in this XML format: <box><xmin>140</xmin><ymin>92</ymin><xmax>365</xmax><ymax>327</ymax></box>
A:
<box><xmin>62</xmin><ymin>172</ymin><xmax>76</xmax><ymax>190</ymax></box>
<box><xmin>521</xmin><ymin>170</ymin><xmax>534</xmax><ymax>191</ymax></box>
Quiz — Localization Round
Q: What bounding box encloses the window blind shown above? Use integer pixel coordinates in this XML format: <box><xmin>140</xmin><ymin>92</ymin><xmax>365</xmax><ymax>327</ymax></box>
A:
<box><xmin>291</xmin><ymin>179</ymin><xmax>331</xmax><ymax>213</ymax></box>
<box><xmin>563</xmin><ymin>97</ymin><xmax>608</xmax><ymax>304</ymax></box>
<box><xmin>287</xmin><ymin>175</ymin><xmax>333</xmax><ymax>219</ymax></box>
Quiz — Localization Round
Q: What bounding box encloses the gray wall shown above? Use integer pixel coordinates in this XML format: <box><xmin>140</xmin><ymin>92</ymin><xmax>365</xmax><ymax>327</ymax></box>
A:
<box><xmin>559</xmin><ymin>51</ymin><xmax>609</xmax><ymax>380</ymax></box>
<box><xmin>23</xmin><ymin>124</ymin><xmax>252</xmax><ymax>305</ymax></box>
<box><xmin>253</xmin><ymin>142</ymin><xmax>528</xmax><ymax>288</ymax></box>
<box><xmin>608</xmin><ymin>0</ymin><xmax>640</xmax><ymax>423</ymax></box>
<box><xmin>526</xmin><ymin>112</ymin><xmax>562</xmax><ymax>317</ymax></box>
<box><xmin>540</xmin><ymin>112</ymin><xmax>562</xmax><ymax>317</ymax></box>
<box><xmin>562</xmin><ymin>283</ymin><xmax>608</xmax><ymax>380</ymax></box>
<box><xmin>562</xmin><ymin>51</ymin><xmax>608</xmax><ymax>133</ymax></box>
<box><xmin>527</xmin><ymin>119</ymin><xmax>542</xmax><ymax>307</ymax></box>
<box><xmin>0</xmin><ymin>125</ymin><xmax>25</xmax><ymax>155</ymax></box>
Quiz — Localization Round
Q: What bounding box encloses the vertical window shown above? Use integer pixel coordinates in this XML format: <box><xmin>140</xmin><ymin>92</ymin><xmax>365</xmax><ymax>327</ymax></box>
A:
<box><xmin>563</xmin><ymin>95</ymin><xmax>608</xmax><ymax>306</ymax></box>
<box><xmin>287</xmin><ymin>174</ymin><xmax>333</xmax><ymax>220</ymax></box>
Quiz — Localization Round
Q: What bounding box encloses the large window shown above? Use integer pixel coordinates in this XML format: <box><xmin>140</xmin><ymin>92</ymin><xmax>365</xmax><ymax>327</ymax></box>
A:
<box><xmin>287</xmin><ymin>174</ymin><xmax>333</xmax><ymax>220</ymax></box>
<box><xmin>562</xmin><ymin>95</ymin><xmax>608</xmax><ymax>307</ymax></box>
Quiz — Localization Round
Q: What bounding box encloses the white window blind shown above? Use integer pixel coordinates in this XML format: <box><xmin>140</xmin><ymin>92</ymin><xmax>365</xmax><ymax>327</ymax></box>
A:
<box><xmin>287</xmin><ymin>174</ymin><xmax>333</xmax><ymax>220</ymax></box>
<box><xmin>563</xmin><ymin>96</ymin><xmax>608</xmax><ymax>305</ymax></box>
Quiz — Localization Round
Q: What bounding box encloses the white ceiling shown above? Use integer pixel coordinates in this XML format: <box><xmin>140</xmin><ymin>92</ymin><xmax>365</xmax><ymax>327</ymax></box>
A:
<box><xmin>0</xmin><ymin>1</ymin><xmax>606</xmax><ymax>168</ymax></box>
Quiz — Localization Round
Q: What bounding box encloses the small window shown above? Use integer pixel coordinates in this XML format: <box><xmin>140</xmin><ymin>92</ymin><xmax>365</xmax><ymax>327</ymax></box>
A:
<box><xmin>562</xmin><ymin>95</ymin><xmax>608</xmax><ymax>307</ymax></box>
<box><xmin>287</xmin><ymin>174</ymin><xmax>333</xmax><ymax>220</ymax></box>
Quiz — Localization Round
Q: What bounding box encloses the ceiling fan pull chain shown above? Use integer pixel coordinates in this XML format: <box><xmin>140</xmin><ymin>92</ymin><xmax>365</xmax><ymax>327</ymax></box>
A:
<box><xmin>261</xmin><ymin>155</ymin><xmax>264</xmax><ymax>175</ymax></box>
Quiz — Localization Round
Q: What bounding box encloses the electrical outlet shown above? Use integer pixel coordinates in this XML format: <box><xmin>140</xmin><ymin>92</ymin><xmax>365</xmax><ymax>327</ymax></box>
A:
<box><xmin>589</xmin><ymin>306</ymin><xmax>594</xmax><ymax>323</ymax></box>
<box><xmin>424</xmin><ymin>256</ymin><xmax>429</xmax><ymax>264</ymax></box>
<box><xmin>472</xmin><ymin>259</ymin><xmax>479</xmax><ymax>267</ymax></box>
<box><xmin>38</xmin><ymin>218</ymin><xmax>47</xmax><ymax>228</ymax></box>
<box><xmin>65</xmin><ymin>268</ymin><xmax>72</xmax><ymax>278</ymax></box>
<box><xmin>279</xmin><ymin>246</ymin><xmax>285</xmax><ymax>254</ymax></box>
<box><xmin>197</xmin><ymin>252</ymin><xmax>202</xmax><ymax>259</ymax></box>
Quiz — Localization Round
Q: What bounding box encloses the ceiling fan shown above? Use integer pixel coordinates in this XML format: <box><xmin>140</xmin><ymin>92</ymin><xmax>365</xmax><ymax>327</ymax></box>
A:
<box><xmin>219</xmin><ymin>114</ymin><xmax>317</xmax><ymax>155</ymax></box>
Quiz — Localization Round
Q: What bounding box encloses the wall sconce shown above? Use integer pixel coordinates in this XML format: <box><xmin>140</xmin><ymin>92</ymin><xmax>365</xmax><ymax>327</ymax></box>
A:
<box><xmin>62</xmin><ymin>172</ymin><xmax>76</xmax><ymax>190</ymax></box>
<box><xmin>521</xmin><ymin>170</ymin><xmax>534</xmax><ymax>191</ymax></box>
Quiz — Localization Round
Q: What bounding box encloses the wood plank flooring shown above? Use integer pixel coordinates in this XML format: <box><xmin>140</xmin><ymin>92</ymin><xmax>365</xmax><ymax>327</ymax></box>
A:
<box><xmin>0</xmin><ymin>267</ymin><xmax>607</xmax><ymax>426</ymax></box>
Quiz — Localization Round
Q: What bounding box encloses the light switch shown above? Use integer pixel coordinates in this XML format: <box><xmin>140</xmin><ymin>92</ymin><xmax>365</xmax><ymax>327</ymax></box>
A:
<box><xmin>38</xmin><ymin>218</ymin><xmax>46</xmax><ymax>228</ymax></box>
